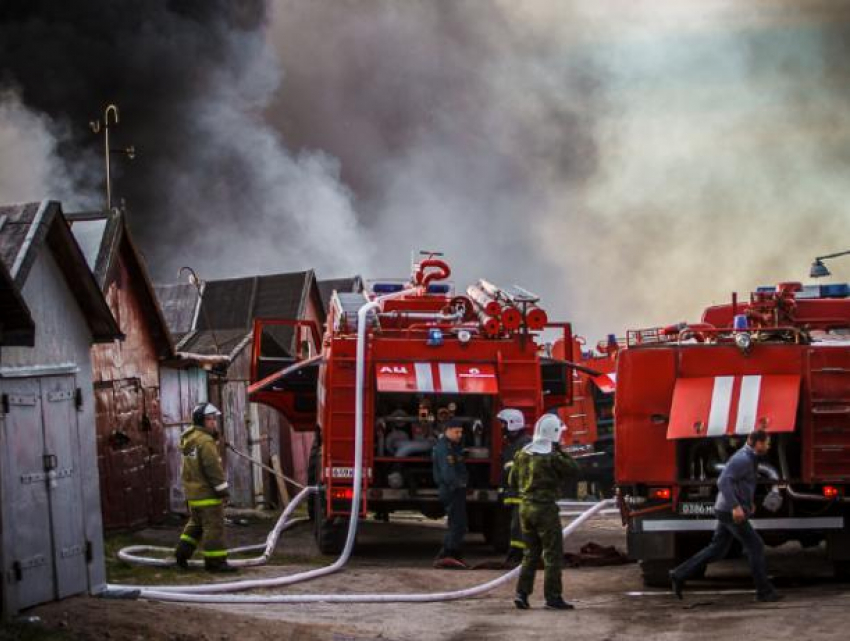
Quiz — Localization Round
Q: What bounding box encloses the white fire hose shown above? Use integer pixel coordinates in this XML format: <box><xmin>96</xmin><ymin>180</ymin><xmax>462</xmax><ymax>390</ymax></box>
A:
<box><xmin>115</xmin><ymin>485</ymin><xmax>314</xmax><ymax>569</ymax></box>
<box><xmin>105</xmin><ymin>292</ymin><xmax>614</xmax><ymax>603</ymax></box>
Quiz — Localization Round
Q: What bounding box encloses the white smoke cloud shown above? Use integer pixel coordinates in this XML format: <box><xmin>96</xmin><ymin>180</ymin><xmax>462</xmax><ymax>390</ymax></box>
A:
<box><xmin>267</xmin><ymin>0</ymin><xmax>850</xmax><ymax>339</ymax></box>
<box><xmin>0</xmin><ymin>89</ymin><xmax>79</xmax><ymax>205</ymax></box>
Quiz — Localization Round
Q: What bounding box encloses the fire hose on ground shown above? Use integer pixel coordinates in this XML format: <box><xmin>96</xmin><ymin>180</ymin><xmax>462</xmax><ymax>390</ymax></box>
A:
<box><xmin>104</xmin><ymin>291</ymin><xmax>615</xmax><ymax>604</ymax></box>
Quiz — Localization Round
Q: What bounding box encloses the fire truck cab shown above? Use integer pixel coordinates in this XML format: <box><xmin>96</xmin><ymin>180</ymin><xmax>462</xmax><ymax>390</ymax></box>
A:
<box><xmin>616</xmin><ymin>282</ymin><xmax>850</xmax><ymax>586</ymax></box>
<box><xmin>249</xmin><ymin>257</ymin><xmax>573</xmax><ymax>554</ymax></box>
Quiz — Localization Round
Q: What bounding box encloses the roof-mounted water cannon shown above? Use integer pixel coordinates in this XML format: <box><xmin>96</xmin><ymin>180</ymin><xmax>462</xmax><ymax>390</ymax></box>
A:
<box><xmin>810</xmin><ymin>249</ymin><xmax>850</xmax><ymax>278</ymax></box>
<box><xmin>412</xmin><ymin>251</ymin><xmax>451</xmax><ymax>292</ymax></box>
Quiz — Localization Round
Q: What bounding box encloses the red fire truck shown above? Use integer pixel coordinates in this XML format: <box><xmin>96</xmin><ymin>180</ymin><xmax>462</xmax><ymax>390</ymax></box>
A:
<box><xmin>248</xmin><ymin>256</ymin><xmax>573</xmax><ymax>553</ymax></box>
<box><xmin>553</xmin><ymin>335</ymin><xmax>619</xmax><ymax>497</ymax></box>
<box><xmin>616</xmin><ymin>281</ymin><xmax>850</xmax><ymax>586</ymax></box>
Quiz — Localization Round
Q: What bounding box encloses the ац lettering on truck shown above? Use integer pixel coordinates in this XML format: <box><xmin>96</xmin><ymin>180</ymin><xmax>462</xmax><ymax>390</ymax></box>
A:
<box><xmin>616</xmin><ymin>281</ymin><xmax>850</xmax><ymax>586</ymax></box>
<box><xmin>248</xmin><ymin>255</ymin><xmax>573</xmax><ymax>554</ymax></box>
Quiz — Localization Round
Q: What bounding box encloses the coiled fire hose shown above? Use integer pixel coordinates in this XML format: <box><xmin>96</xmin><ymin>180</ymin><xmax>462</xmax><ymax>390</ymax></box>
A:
<box><xmin>105</xmin><ymin>292</ymin><xmax>614</xmax><ymax>603</ymax></box>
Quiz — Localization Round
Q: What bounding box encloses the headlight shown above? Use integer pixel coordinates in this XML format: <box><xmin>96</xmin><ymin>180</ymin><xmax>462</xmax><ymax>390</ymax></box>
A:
<box><xmin>734</xmin><ymin>332</ymin><xmax>752</xmax><ymax>351</ymax></box>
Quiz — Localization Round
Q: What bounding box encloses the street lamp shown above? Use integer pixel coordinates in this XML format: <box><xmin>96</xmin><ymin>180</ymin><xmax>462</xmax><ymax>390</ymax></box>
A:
<box><xmin>810</xmin><ymin>250</ymin><xmax>850</xmax><ymax>278</ymax></box>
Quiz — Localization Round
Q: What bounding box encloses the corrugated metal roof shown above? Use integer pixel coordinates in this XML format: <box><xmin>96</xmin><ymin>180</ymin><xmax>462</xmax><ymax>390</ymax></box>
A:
<box><xmin>177</xmin><ymin>328</ymin><xmax>250</xmax><ymax>358</ymax></box>
<box><xmin>157</xmin><ymin>270</ymin><xmax>321</xmax><ymax>357</ymax></box>
<box><xmin>0</xmin><ymin>201</ymin><xmax>120</xmax><ymax>342</ymax></box>
<box><xmin>155</xmin><ymin>283</ymin><xmax>200</xmax><ymax>340</ymax></box>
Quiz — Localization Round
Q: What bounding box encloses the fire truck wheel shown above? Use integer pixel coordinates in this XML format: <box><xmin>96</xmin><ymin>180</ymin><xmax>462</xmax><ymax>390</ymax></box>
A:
<box><xmin>313</xmin><ymin>489</ymin><xmax>347</xmax><ymax>555</ymax></box>
<box><xmin>833</xmin><ymin>560</ymin><xmax>850</xmax><ymax>582</ymax></box>
<box><xmin>482</xmin><ymin>506</ymin><xmax>512</xmax><ymax>554</ymax></box>
<box><xmin>639</xmin><ymin>559</ymin><xmax>676</xmax><ymax>588</ymax></box>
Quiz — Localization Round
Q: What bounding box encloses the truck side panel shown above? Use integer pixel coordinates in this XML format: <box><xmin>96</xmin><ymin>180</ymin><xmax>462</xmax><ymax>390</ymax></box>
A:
<box><xmin>615</xmin><ymin>347</ymin><xmax>677</xmax><ymax>485</ymax></box>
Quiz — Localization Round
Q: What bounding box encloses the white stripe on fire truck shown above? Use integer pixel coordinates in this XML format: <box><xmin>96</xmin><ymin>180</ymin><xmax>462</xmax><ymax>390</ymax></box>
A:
<box><xmin>735</xmin><ymin>375</ymin><xmax>762</xmax><ymax>434</ymax></box>
<box><xmin>707</xmin><ymin>376</ymin><xmax>734</xmax><ymax>436</ymax></box>
<box><xmin>439</xmin><ymin>363</ymin><xmax>459</xmax><ymax>393</ymax></box>
<box><xmin>415</xmin><ymin>363</ymin><xmax>434</xmax><ymax>392</ymax></box>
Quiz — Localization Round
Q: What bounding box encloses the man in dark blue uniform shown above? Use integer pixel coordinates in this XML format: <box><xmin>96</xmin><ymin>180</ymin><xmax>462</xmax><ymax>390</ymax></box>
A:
<box><xmin>670</xmin><ymin>429</ymin><xmax>782</xmax><ymax>602</ymax></box>
<box><xmin>432</xmin><ymin>419</ymin><xmax>468</xmax><ymax>568</ymax></box>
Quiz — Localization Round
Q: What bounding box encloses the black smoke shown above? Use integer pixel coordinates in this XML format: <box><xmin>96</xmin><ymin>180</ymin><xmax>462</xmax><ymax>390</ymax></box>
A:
<box><xmin>0</xmin><ymin>0</ymin><xmax>368</xmax><ymax>278</ymax></box>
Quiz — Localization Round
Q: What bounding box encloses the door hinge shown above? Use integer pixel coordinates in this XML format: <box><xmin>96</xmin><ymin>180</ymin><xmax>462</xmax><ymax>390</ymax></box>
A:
<box><xmin>75</xmin><ymin>387</ymin><xmax>83</xmax><ymax>411</ymax></box>
<box><xmin>1</xmin><ymin>393</ymin><xmax>8</xmax><ymax>415</ymax></box>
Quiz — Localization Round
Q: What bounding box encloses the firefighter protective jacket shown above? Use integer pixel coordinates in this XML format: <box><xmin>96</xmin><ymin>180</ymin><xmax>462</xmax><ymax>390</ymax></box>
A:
<box><xmin>509</xmin><ymin>447</ymin><xmax>577</xmax><ymax>504</ymax></box>
<box><xmin>181</xmin><ymin>426</ymin><xmax>229</xmax><ymax>506</ymax></box>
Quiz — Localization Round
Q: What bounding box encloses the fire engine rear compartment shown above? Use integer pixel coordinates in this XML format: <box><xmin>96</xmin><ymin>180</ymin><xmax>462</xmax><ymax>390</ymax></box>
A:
<box><xmin>370</xmin><ymin>392</ymin><xmax>497</xmax><ymax>510</ymax></box>
<box><xmin>616</xmin><ymin>342</ymin><xmax>850</xmax><ymax>586</ymax></box>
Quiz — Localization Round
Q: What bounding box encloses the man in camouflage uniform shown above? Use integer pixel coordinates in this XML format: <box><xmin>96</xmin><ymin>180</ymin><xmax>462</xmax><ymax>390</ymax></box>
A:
<box><xmin>510</xmin><ymin>414</ymin><xmax>578</xmax><ymax>610</ymax></box>
<box><xmin>432</xmin><ymin>419</ymin><xmax>469</xmax><ymax>568</ymax></box>
<box><xmin>173</xmin><ymin>403</ymin><xmax>235</xmax><ymax>573</ymax></box>
<box><xmin>497</xmin><ymin>408</ymin><xmax>532</xmax><ymax>566</ymax></box>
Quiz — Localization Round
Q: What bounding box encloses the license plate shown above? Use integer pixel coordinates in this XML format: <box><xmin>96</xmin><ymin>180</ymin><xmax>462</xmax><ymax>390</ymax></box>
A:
<box><xmin>678</xmin><ymin>502</ymin><xmax>715</xmax><ymax>516</ymax></box>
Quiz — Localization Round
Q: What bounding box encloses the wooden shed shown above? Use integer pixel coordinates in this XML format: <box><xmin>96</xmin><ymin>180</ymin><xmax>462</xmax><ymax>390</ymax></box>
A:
<box><xmin>162</xmin><ymin>270</ymin><xmax>325</xmax><ymax>508</ymax></box>
<box><xmin>67</xmin><ymin>210</ymin><xmax>174</xmax><ymax>530</ymax></box>
<box><xmin>0</xmin><ymin>201</ymin><xmax>120</xmax><ymax>618</ymax></box>
<box><xmin>155</xmin><ymin>282</ymin><xmax>218</xmax><ymax>513</ymax></box>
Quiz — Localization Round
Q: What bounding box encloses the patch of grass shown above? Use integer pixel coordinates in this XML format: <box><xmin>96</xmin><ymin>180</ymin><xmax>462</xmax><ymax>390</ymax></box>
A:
<box><xmin>0</xmin><ymin>621</ymin><xmax>79</xmax><ymax>641</ymax></box>
<box><xmin>103</xmin><ymin>532</ymin><xmax>210</xmax><ymax>585</ymax></box>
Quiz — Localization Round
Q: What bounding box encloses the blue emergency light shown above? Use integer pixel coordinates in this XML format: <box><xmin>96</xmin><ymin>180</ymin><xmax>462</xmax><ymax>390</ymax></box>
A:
<box><xmin>372</xmin><ymin>283</ymin><xmax>405</xmax><ymax>294</ymax></box>
<box><xmin>427</xmin><ymin>328</ymin><xmax>444</xmax><ymax>347</ymax></box>
<box><xmin>733</xmin><ymin>314</ymin><xmax>749</xmax><ymax>330</ymax></box>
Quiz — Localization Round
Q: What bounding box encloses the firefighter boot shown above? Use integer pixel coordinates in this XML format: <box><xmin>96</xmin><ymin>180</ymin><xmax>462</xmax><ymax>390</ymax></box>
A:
<box><xmin>513</xmin><ymin>591</ymin><xmax>530</xmax><ymax>610</ymax></box>
<box><xmin>174</xmin><ymin>540</ymin><xmax>195</xmax><ymax>569</ymax></box>
<box><xmin>544</xmin><ymin>596</ymin><xmax>575</xmax><ymax>611</ymax></box>
<box><xmin>204</xmin><ymin>557</ymin><xmax>238</xmax><ymax>573</ymax></box>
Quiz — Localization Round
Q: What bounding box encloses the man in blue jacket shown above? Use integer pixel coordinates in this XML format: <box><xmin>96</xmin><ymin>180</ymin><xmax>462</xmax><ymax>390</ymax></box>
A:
<box><xmin>670</xmin><ymin>429</ymin><xmax>782</xmax><ymax>602</ymax></box>
<box><xmin>432</xmin><ymin>419</ymin><xmax>469</xmax><ymax>568</ymax></box>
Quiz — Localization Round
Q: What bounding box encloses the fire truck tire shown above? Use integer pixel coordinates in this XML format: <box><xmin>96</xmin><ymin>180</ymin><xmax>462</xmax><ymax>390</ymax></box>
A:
<box><xmin>833</xmin><ymin>561</ymin><xmax>850</xmax><ymax>581</ymax></box>
<box><xmin>313</xmin><ymin>489</ymin><xmax>347</xmax><ymax>555</ymax></box>
<box><xmin>482</xmin><ymin>506</ymin><xmax>512</xmax><ymax>554</ymax></box>
<box><xmin>639</xmin><ymin>559</ymin><xmax>676</xmax><ymax>588</ymax></box>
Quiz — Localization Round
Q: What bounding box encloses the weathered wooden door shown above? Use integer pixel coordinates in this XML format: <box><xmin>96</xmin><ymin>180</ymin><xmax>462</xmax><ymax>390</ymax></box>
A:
<box><xmin>0</xmin><ymin>376</ymin><xmax>87</xmax><ymax>611</ymax></box>
<box><xmin>40</xmin><ymin>376</ymin><xmax>88</xmax><ymax>599</ymax></box>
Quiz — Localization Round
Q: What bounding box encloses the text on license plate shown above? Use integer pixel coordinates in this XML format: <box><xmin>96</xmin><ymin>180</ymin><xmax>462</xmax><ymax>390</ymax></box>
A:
<box><xmin>678</xmin><ymin>502</ymin><xmax>715</xmax><ymax>516</ymax></box>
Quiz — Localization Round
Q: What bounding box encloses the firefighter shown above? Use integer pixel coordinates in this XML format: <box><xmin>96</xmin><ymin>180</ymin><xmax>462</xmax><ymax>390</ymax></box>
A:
<box><xmin>497</xmin><ymin>408</ymin><xmax>532</xmax><ymax>566</ymax></box>
<box><xmin>670</xmin><ymin>430</ymin><xmax>782</xmax><ymax>602</ymax></box>
<box><xmin>511</xmin><ymin>414</ymin><xmax>578</xmax><ymax>610</ymax></box>
<box><xmin>173</xmin><ymin>403</ymin><xmax>235</xmax><ymax>573</ymax></box>
<box><xmin>432</xmin><ymin>419</ymin><xmax>469</xmax><ymax>568</ymax></box>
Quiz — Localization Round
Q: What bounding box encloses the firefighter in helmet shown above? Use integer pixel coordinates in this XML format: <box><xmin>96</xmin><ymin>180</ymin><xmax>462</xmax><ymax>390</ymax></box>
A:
<box><xmin>497</xmin><ymin>408</ymin><xmax>532</xmax><ymax>566</ymax></box>
<box><xmin>510</xmin><ymin>414</ymin><xmax>578</xmax><ymax>610</ymax></box>
<box><xmin>432</xmin><ymin>418</ymin><xmax>469</xmax><ymax>568</ymax></box>
<box><xmin>173</xmin><ymin>403</ymin><xmax>235</xmax><ymax>572</ymax></box>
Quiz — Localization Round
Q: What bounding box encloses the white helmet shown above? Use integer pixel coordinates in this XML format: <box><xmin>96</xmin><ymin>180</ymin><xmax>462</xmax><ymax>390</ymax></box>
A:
<box><xmin>523</xmin><ymin>414</ymin><xmax>566</xmax><ymax>455</ymax></box>
<box><xmin>497</xmin><ymin>408</ymin><xmax>525</xmax><ymax>433</ymax></box>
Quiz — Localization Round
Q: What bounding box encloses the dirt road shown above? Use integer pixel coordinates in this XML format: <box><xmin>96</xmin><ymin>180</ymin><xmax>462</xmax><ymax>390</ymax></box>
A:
<box><xmin>27</xmin><ymin>512</ymin><xmax>850</xmax><ymax>641</ymax></box>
